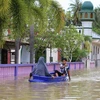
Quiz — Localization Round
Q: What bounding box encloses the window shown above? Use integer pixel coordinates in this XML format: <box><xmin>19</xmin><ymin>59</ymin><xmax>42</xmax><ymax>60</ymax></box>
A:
<box><xmin>11</xmin><ymin>50</ymin><xmax>15</xmax><ymax>64</ymax></box>
<box><xmin>93</xmin><ymin>46</ymin><xmax>95</xmax><ymax>55</ymax></box>
<box><xmin>96</xmin><ymin>46</ymin><xmax>97</xmax><ymax>54</ymax></box>
<box><xmin>79</xmin><ymin>30</ymin><xmax>81</xmax><ymax>33</ymax></box>
<box><xmin>85</xmin><ymin>12</ymin><xmax>88</xmax><ymax>18</ymax></box>
<box><xmin>90</xmin><ymin>13</ymin><xmax>93</xmax><ymax>18</ymax></box>
<box><xmin>98</xmin><ymin>48</ymin><xmax>99</xmax><ymax>54</ymax></box>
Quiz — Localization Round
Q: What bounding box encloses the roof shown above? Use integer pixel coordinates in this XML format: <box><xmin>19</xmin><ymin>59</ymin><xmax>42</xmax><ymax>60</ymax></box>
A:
<box><xmin>4</xmin><ymin>37</ymin><xmax>29</xmax><ymax>45</ymax></box>
<box><xmin>92</xmin><ymin>40</ymin><xmax>100</xmax><ymax>45</ymax></box>
<box><xmin>81</xmin><ymin>1</ymin><xmax>93</xmax><ymax>11</ymax></box>
<box><xmin>92</xmin><ymin>31</ymin><xmax>100</xmax><ymax>39</ymax></box>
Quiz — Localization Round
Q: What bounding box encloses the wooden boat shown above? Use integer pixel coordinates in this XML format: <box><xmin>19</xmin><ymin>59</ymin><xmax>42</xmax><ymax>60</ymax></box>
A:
<box><xmin>29</xmin><ymin>73</ymin><xmax>67</xmax><ymax>83</ymax></box>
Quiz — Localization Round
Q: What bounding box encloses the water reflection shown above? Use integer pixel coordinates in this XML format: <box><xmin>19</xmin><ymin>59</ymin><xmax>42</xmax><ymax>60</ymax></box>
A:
<box><xmin>0</xmin><ymin>67</ymin><xmax>100</xmax><ymax>100</ymax></box>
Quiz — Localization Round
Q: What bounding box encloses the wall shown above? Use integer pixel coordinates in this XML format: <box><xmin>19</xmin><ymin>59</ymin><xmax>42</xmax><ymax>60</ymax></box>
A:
<box><xmin>46</xmin><ymin>48</ymin><xmax>58</xmax><ymax>63</ymax></box>
<box><xmin>90</xmin><ymin>61</ymin><xmax>95</xmax><ymax>68</ymax></box>
<box><xmin>92</xmin><ymin>43</ymin><xmax>100</xmax><ymax>67</ymax></box>
<box><xmin>0</xmin><ymin>62</ymin><xmax>85</xmax><ymax>79</ymax></box>
<box><xmin>0</xmin><ymin>49</ymin><xmax>1</xmax><ymax>64</ymax></box>
<box><xmin>21</xmin><ymin>45</ymin><xmax>30</xmax><ymax>64</ymax></box>
<box><xmin>82</xmin><ymin>21</ymin><xmax>92</xmax><ymax>36</ymax></box>
<box><xmin>0</xmin><ymin>61</ymin><xmax>97</xmax><ymax>80</ymax></box>
<box><xmin>7</xmin><ymin>50</ymin><xmax>11</xmax><ymax>64</ymax></box>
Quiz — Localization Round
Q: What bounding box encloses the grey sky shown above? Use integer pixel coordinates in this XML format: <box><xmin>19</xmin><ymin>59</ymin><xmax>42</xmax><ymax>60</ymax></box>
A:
<box><xmin>55</xmin><ymin>0</ymin><xmax>100</xmax><ymax>11</ymax></box>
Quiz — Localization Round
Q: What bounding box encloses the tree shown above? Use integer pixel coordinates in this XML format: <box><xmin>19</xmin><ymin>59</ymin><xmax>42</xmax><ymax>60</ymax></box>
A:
<box><xmin>48</xmin><ymin>0</ymin><xmax>65</xmax><ymax>33</ymax></box>
<box><xmin>0</xmin><ymin>0</ymin><xmax>51</xmax><ymax>63</ymax></box>
<box><xmin>69</xmin><ymin>0</ymin><xmax>82</xmax><ymax>25</ymax></box>
<box><xmin>93</xmin><ymin>7</ymin><xmax>100</xmax><ymax>35</ymax></box>
<box><xmin>55</xmin><ymin>25</ymin><xmax>84</xmax><ymax>62</ymax></box>
<box><xmin>25</xmin><ymin>0</ymin><xmax>50</xmax><ymax>63</ymax></box>
<box><xmin>34</xmin><ymin>31</ymin><xmax>58</xmax><ymax>62</ymax></box>
<box><xmin>25</xmin><ymin>0</ymin><xmax>65</xmax><ymax>62</ymax></box>
<box><xmin>65</xmin><ymin>11</ymin><xmax>72</xmax><ymax>26</ymax></box>
<box><xmin>0</xmin><ymin>0</ymin><xmax>10</xmax><ymax>47</ymax></box>
<box><xmin>10</xmin><ymin>0</ymin><xmax>28</xmax><ymax>63</ymax></box>
<box><xmin>24</xmin><ymin>0</ymin><xmax>65</xmax><ymax>63</ymax></box>
<box><xmin>0</xmin><ymin>0</ymin><xmax>65</xmax><ymax>63</ymax></box>
<box><xmin>44</xmin><ymin>0</ymin><xmax>65</xmax><ymax>62</ymax></box>
<box><xmin>83</xmin><ymin>35</ymin><xmax>92</xmax><ymax>53</ymax></box>
<box><xmin>0</xmin><ymin>0</ymin><xmax>28</xmax><ymax>63</ymax></box>
<box><xmin>72</xmin><ymin>48</ymin><xmax>88</xmax><ymax>62</ymax></box>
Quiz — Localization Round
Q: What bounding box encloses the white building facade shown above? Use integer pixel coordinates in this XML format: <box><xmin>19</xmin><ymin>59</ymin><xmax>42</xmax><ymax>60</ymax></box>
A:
<box><xmin>79</xmin><ymin>1</ymin><xmax>100</xmax><ymax>66</ymax></box>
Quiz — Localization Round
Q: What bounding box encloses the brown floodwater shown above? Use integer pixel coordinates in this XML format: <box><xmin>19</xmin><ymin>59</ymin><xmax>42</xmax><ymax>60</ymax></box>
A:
<box><xmin>0</xmin><ymin>67</ymin><xmax>100</xmax><ymax>100</ymax></box>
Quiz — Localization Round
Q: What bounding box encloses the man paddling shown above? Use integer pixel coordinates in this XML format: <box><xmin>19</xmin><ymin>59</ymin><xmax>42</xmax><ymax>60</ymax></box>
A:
<box><xmin>54</xmin><ymin>58</ymin><xmax>71</xmax><ymax>81</ymax></box>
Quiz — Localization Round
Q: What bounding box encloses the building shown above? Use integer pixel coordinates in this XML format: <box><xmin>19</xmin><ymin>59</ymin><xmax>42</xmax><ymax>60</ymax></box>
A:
<box><xmin>0</xmin><ymin>39</ymin><xmax>30</xmax><ymax>64</ymax></box>
<box><xmin>79</xmin><ymin>1</ymin><xmax>100</xmax><ymax>66</ymax></box>
<box><xmin>0</xmin><ymin>1</ymin><xmax>100</xmax><ymax>65</ymax></box>
<box><xmin>46</xmin><ymin>1</ymin><xmax>100</xmax><ymax>66</ymax></box>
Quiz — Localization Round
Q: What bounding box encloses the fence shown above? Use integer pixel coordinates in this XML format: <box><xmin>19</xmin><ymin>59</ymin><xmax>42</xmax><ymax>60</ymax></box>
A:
<box><xmin>0</xmin><ymin>62</ymin><xmax>84</xmax><ymax>79</ymax></box>
<box><xmin>90</xmin><ymin>61</ymin><xmax>95</xmax><ymax>68</ymax></box>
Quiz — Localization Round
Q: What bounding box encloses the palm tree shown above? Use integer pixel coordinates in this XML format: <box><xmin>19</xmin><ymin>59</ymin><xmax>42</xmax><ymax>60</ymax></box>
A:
<box><xmin>0</xmin><ymin>0</ymin><xmax>49</xmax><ymax>63</ymax></box>
<box><xmin>0</xmin><ymin>0</ymin><xmax>65</xmax><ymax>63</ymax></box>
<box><xmin>69</xmin><ymin>0</ymin><xmax>82</xmax><ymax>25</ymax></box>
<box><xmin>0</xmin><ymin>0</ymin><xmax>10</xmax><ymax>47</ymax></box>
<box><xmin>49</xmin><ymin>0</ymin><xmax>65</xmax><ymax>33</ymax></box>
<box><xmin>10</xmin><ymin>0</ymin><xmax>28</xmax><ymax>63</ymax></box>
<box><xmin>0</xmin><ymin>0</ymin><xmax>41</xmax><ymax>63</ymax></box>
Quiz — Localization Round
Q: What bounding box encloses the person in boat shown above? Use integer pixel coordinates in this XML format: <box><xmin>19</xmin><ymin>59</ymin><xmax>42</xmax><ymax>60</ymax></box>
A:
<box><xmin>54</xmin><ymin>58</ymin><xmax>71</xmax><ymax>81</ymax></box>
<box><xmin>29</xmin><ymin>57</ymin><xmax>53</xmax><ymax>79</ymax></box>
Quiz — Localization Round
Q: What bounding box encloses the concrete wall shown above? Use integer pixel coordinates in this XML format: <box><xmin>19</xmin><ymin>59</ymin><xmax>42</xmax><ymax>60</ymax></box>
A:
<box><xmin>21</xmin><ymin>45</ymin><xmax>30</xmax><ymax>64</ymax></box>
<box><xmin>82</xmin><ymin>21</ymin><xmax>92</xmax><ymax>36</ymax></box>
<box><xmin>0</xmin><ymin>62</ymin><xmax>85</xmax><ymax>79</ymax></box>
<box><xmin>92</xmin><ymin>44</ymin><xmax>100</xmax><ymax>60</ymax></box>
<box><xmin>92</xmin><ymin>44</ymin><xmax>100</xmax><ymax>67</ymax></box>
<box><xmin>46</xmin><ymin>48</ymin><xmax>58</xmax><ymax>63</ymax></box>
<box><xmin>0</xmin><ymin>49</ymin><xmax>1</xmax><ymax>64</ymax></box>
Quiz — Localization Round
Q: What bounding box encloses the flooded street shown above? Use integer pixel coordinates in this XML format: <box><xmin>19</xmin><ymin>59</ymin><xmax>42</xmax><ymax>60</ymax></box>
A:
<box><xmin>0</xmin><ymin>67</ymin><xmax>100</xmax><ymax>100</ymax></box>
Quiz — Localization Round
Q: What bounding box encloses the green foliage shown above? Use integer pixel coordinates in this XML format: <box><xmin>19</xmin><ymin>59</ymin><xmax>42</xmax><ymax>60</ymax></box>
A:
<box><xmin>35</xmin><ymin>47</ymin><xmax>46</xmax><ymax>63</ymax></box>
<box><xmin>65</xmin><ymin>11</ymin><xmax>72</xmax><ymax>26</ymax></box>
<box><xmin>69</xmin><ymin>0</ymin><xmax>82</xmax><ymax>25</ymax></box>
<box><xmin>10</xmin><ymin>0</ymin><xmax>28</xmax><ymax>38</ymax></box>
<box><xmin>55</xmin><ymin>25</ymin><xmax>84</xmax><ymax>61</ymax></box>
<box><xmin>0</xmin><ymin>0</ymin><xmax>10</xmax><ymax>45</ymax></box>
<box><xmin>0</xmin><ymin>0</ymin><xmax>89</xmax><ymax>63</ymax></box>
<box><xmin>72</xmin><ymin>48</ymin><xmax>88</xmax><ymax>62</ymax></box>
<box><xmin>29</xmin><ymin>0</ymin><xmax>65</xmax><ymax>52</ymax></box>
<box><xmin>0</xmin><ymin>0</ymin><xmax>65</xmax><ymax>39</ymax></box>
<box><xmin>93</xmin><ymin>6</ymin><xmax>100</xmax><ymax>35</ymax></box>
<box><xmin>83</xmin><ymin>35</ymin><xmax>92</xmax><ymax>53</ymax></box>
<box><xmin>49</xmin><ymin>1</ymin><xmax>65</xmax><ymax>32</ymax></box>
<box><xmin>34</xmin><ymin>31</ymin><xmax>58</xmax><ymax>51</ymax></box>
<box><xmin>93</xmin><ymin>27</ymin><xmax>100</xmax><ymax>35</ymax></box>
<box><xmin>84</xmin><ymin>41</ymin><xmax>91</xmax><ymax>53</ymax></box>
<box><xmin>84</xmin><ymin>36</ymin><xmax>92</xmax><ymax>42</ymax></box>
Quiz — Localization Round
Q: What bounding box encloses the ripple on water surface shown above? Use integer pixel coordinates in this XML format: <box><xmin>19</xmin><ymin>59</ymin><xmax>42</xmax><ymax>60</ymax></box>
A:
<box><xmin>0</xmin><ymin>67</ymin><xmax>100</xmax><ymax>100</ymax></box>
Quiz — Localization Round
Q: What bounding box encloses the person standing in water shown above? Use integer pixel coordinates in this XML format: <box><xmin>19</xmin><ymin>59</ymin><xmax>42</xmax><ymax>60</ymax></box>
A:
<box><xmin>54</xmin><ymin>58</ymin><xmax>71</xmax><ymax>81</ymax></box>
<box><xmin>29</xmin><ymin>57</ymin><xmax>54</xmax><ymax>79</ymax></box>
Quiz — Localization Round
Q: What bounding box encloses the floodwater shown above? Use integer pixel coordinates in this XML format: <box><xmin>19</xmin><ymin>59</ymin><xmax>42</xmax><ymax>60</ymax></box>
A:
<box><xmin>0</xmin><ymin>67</ymin><xmax>100</xmax><ymax>100</ymax></box>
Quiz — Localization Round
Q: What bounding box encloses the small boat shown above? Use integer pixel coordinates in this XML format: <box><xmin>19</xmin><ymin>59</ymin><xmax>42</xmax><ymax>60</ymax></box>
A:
<box><xmin>29</xmin><ymin>73</ymin><xmax>67</xmax><ymax>83</ymax></box>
